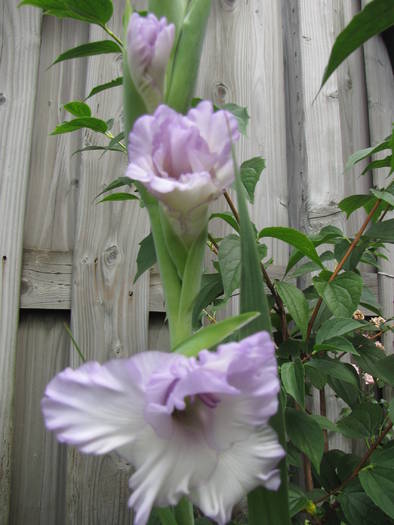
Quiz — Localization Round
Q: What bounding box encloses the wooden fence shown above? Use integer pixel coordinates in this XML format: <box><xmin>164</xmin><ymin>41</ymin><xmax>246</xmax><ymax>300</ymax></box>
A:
<box><xmin>1</xmin><ymin>0</ymin><xmax>393</xmax><ymax>523</ymax></box>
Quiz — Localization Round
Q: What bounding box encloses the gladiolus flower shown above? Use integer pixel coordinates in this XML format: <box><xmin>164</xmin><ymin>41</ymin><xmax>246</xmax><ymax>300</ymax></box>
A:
<box><xmin>126</xmin><ymin>101</ymin><xmax>240</xmax><ymax>242</ymax></box>
<box><xmin>42</xmin><ymin>332</ymin><xmax>284</xmax><ymax>525</ymax></box>
<box><xmin>127</xmin><ymin>13</ymin><xmax>175</xmax><ymax>112</ymax></box>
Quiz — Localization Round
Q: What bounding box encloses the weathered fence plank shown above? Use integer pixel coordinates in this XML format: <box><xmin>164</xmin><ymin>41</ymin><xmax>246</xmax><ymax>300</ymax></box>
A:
<box><xmin>66</xmin><ymin>7</ymin><xmax>149</xmax><ymax>522</ymax></box>
<box><xmin>9</xmin><ymin>15</ymin><xmax>89</xmax><ymax>525</ymax></box>
<box><xmin>11</xmin><ymin>312</ymin><xmax>70</xmax><ymax>525</ymax></box>
<box><xmin>363</xmin><ymin>26</ymin><xmax>394</xmax><ymax>356</ymax></box>
<box><xmin>0</xmin><ymin>6</ymin><xmax>42</xmax><ymax>523</ymax></box>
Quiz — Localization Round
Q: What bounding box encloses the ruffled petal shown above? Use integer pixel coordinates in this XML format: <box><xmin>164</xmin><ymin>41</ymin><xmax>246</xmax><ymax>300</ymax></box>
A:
<box><xmin>41</xmin><ymin>352</ymin><xmax>173</xmax><ymax>455</ymax></box>
<box><xmin>191</xmin><ymin>427</ymin><xmax>285</xmax><ymax>525</ymax></box>
<box><xmin>119</xmin><ymin>419</ymin><xmax>217</xmax><ymax>525</ymax></box>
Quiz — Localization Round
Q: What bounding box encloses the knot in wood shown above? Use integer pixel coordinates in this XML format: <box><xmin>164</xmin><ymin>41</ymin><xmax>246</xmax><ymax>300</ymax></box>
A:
<box><xmin>0</xmin><ymin>94</ymin><xmax>6</xmax><ymax>106</ymax></box>
<box><xmin>220</xmin><ymin>0</ymin><xmax>237</xmax><ymax>11</ymax></box>
<box><xmin>104</xmin><ymin>245</ymin><xmax>120</xmax><ymax>266</ymax></box>
<box><xmin>214</xmin><ymin>82</ymin><xmax>229</xmax><ymax>105</ymax></box>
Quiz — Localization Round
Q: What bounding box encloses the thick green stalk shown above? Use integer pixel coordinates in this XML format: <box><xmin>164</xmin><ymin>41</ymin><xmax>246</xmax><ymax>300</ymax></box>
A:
<box><xmin>173</xmin><ymin>225</ymin><xmax>208</xmax><ymax>347</ymax></box>
<box><xmin>165</xmin><ymin>0</ymin><xmax>211</xmax><ymax>113</ymax></box>
<box><xmin>174</xmin><ymin>498</ymin><xmax>194</xmax><ymax>525</ymax></box>
<box><xmin>232</xmin><ymin>143</ymin><xmax>290</xmax><ymax>524</ymax></box>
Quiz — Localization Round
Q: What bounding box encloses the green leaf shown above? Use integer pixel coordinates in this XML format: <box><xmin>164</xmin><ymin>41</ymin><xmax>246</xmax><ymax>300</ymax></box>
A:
<box><xmin>63</xmin><ymin>0</ymin><xmax>114</xmax><ymax>25</ymax></box>
<box><xmin>311</xmin><ymin>415</ymin><xmax>337</xmax><ymax>432</ymax></box>
<box><xmin>72</xmin><ymin>145</ymin><xmax>124</xmax><ymax>156</ymax></box>
<box><xmin>173</xmin><ymin>312</ymin><xmax>260</xmax><ymax>357</ymax></box>
<box><xmin>223</xmin><ymin>103</ymin><xmax>250</xmax><ymax>135</ymax></box>
<box><xmin>316</xmin><ymin>318</ymin><xmax>364</xmax><ymax>344</ymax></box>
<box><xmin>338</xmin><ymin>480</ymin><xmax>390</xmax><ymax>525</ymax></box>
<box><xmin>209</xmin><ymin>212</ymin><xmax>239</xmax><ymax>233</ymax></box>
<box><xmin>314</xmin><ymin>335</ymin><xmax>359</xmax><ymax>356</ymax></box>
<box><xmin>320</xmin><ymin>0</ymin><xmax>394</xmax><ymax>89</ymax></box>
<box><xmin>285</xmin><ymin>407</ymin><xmax>324</xmax><ymax>473</ymax></box>
<box><xmin>259</xmin><ymin>227</ymin><xmax>324</xmax><ymax>269</ymax></box>
<box><xmin>320</xmin><ymin>450</ymin><xmax>359</xmax><ymax>491</ymax></box>
<box><xmin>328</xmin><ymin>375</ymin><xmax>360</xmax><ymax>407</ymax></box>
<box><xmin>64</xmin><ymin>100</ymin><xmax>91</xmax><ymax>117</ymax></box>
<box><xmin>339</xmin><ymin>194</ymin><xmax>374</xmax><ymax>218</ymax></box>
<box><xmin>95</xmin><ymin>177</ymin><xmax>133</xmax><ymax>199</ymax></box>
<box><xmin>240</xmin><ymin>157</ymin><xmax>265</xmax><ymax>203</ymax></box>
<box><xmin>52</xmin><ymin>40</ymin><xmax>122</xmax><ymax>66</ymax></box>
<box><xmin>192</xmin><ymin>273</ymin><xmax>223</xmax><ymax>329</ymax></box>
<box><xmin>352</xmin><ymin>336</ymin><xmax>385</xmax><ymax>378</ymax></box>
<box><xmin>345</xmin><ymin>138</ymin><xmax>391</xmax><ymax>170</ymax></box>
<box><xmin>389</xmin><ymin>399</ymin><xmax>394</xmax><ymax>424</ymax></box>
<box><xmin>370</xmin><ymin>188</ymin><xmax>394</xmax><ymax>207</ymax></box>
<box><xmin>275</xmin><ymin>281</ymin><xmax>309</xmax><ymax>339</ymax></box>
<box><xmin>365</xmin><ymin>219</ymin><xmax>394</xmax><ymax>243</ymax></box>
<box><xmin>281</xmin><ymin>359</ymin><xmax>305</xmax><ymax>407</ymax></box>
<box><xmin>154</xmin><ymin>507</ymin><xmax>178</xmax><ymax>525</ymax></box>
<box><xmin>51</xmin><ymin>117</ymin><xmax>108</xmax><ymax>135</ymax></box>
<box><xmin>218</xmin><ymin>235</ymin><xmax>241</xmax><ymax>298</ymax></box>
<box><xmin>288</xmin><ymin>485</ymin><xmax>309</xmax><ymax>518</ymax></box>
<box><xmin>373</xmin><ymin>355</ymin><xmax>394</xmax><ymax>385</ymax></box>
<box><xmin>134</xmin><ymin>233</ymin><xmax>157</xmax><ymax>283</ymax></box>
<box><xmin>337</xmin><ymin>402</ymin><xmax>384</xmax><ymax>439</ymax></box>
<box><xmin>314</xmin><ymin>271</ymin><xmax>363</xmax><ymax>318</ymax></box>
<box><xmin>98</xmin><ymin>192</ymin><xmax>138</xmax><ymax>203</ymax></box>
<box><xmin>360</xmin><ymin>285</ymin><xmax>382</xmax><ymax>316</ymax></box>
<box><xmin>306</xmin><ymin>358</ymin><xmax>359</xmax><ymax>387</ymax></box>
<box><xmin>85</xmin><ymin>76</ymin><xmax>123</xmax><ymax>99</ymax></box>
<box><xmin>359</xmin><ymin>464</ymin><xmax>394</xmax><ymax>519</ymax></box>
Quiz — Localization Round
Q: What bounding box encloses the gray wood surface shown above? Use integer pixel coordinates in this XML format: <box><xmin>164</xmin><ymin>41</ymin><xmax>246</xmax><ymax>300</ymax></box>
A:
<box><xmin>9</xmin><ymin>15</ymin><xmax>88</xmax><ymax>525</ymax></box>
<box><xmin>363</xmin><ymin>16</ymin><xmax>394</xmax><ymax>356</ymax></box>
<box><xmin>0</xmin><ymin>5</ymin><xmax>42</xmax><ymax>523</ymax></box>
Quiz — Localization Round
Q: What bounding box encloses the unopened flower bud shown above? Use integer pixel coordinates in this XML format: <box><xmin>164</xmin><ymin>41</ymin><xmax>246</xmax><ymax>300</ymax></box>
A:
<box><xmin>371</xmin><ymin>316</ymin><xmax>385</xmax><ymax>328</ymax></box>
<box><xmin>127</xmin><ymin>13</ymin><xmax>175</xmax><ymax>112</ymax></box>
<box><xmin>352</xmin><ymin>309</ymin><xmax>364</xmax><ymax>321</ymax></box>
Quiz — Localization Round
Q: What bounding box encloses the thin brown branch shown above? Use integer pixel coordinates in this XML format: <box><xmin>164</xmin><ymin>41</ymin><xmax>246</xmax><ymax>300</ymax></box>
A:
<box><xmin>306</xmin><ymin>199</ymin><xmax>382</xmax><ymax>340</ymax></box>
<box><xmin>320</xmin><ymin>388</ymin><xmax>329</xmax><ymax>452</ymax></box>
<box><xmin>222</xmin><ymin>190</ymin><xmax>289</xmax><ymax>339</ymax></box>
<box><xmin>315</xmin><ymin>421</ymin><xmax>393</xmax><ymax>505</ymax></box>
<box><xmin>223</xmin><ymin>190</ymin><xmax>240</xmax><ymax>224</ymax></box>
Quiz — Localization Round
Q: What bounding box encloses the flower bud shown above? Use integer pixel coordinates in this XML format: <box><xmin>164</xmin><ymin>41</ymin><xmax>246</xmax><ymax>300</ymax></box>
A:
<box><xmin>127</xmin><ymin>13</ymin><xmax>175</xmax><ymax>112</ymax></box>
<box><xmin>126</xmin><ymin>101</ymin><xmax>240</xmax><ymax>243</ymax></box>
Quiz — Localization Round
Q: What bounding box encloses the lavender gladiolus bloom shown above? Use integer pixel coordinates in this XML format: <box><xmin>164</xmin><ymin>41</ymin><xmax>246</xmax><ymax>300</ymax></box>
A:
<box><xmin>42</xmin><ymin>332</ymin><xmax>284</xmax><ymax>525</ymax></box>
<box><xmin>126</xmin><ymin>101</ymin><xmax>240</xmax><ymax>241</ymax></box>
<box><xmin>128</xmin><ymin>13</ymin><xmax>175</xmax><ymax>112</ymax></box>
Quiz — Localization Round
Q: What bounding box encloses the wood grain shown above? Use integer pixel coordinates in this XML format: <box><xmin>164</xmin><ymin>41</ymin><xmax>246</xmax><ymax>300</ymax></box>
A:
<box><xmin>10</xmin><ymin>15</ymin><xmax>89</xmax><ymax>525</ymax></box>
<box><xmin>0</xmin><ymin>5</ymin><xmax>42</xmax><ymax>523</ymax></box>
<box><xmin>363</xmin><ymin>11</ymin><xmax>394</xmax><ymax>356</ymax></box>
<box><xmin>10</xmin><ymin>311</ymin><xmax>70</xmax><ymax>525</ymax></box>
<box><xmin>66</xmin><ymin>7</ymin><xmax>149</xmax><ymax>522</ymax></box>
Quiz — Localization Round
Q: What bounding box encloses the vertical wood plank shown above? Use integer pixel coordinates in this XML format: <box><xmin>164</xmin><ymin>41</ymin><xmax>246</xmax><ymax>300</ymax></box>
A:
<box><xmin>11</xmin><ymin>311</ymin><xmax>70</xmax><ymax>525</ymax></box>
<box><xmin>10</xmin><ymin>16</ymin><xmax>89</xmax><ymax>525</ymax></box>
<box><xmin>0</xmin><ymin>5</ymin><xmax>42</xmax><ymax>523</ymax></box>
<box><xmin>197</xmin><ymin>0</ymin><xmax>289</xmax><ymax>260</ymax></box>
<box><xmin>363</xmin><ymin>26</ymin><xmax>394</xmax><ymax>357</ymax></box>
<box><xmin>67</xmin><ymin>8</ymin><xmax>150</xmax><ymax>523</ymax></box>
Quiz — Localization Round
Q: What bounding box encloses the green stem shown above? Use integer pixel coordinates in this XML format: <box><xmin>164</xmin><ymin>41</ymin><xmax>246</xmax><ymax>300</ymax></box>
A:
<box><xmin>174</xmin><ymin>498</ymin><xmax>194</xmax><ymax>525</ymax></box>
<box><xmin>102</xmin><ymin>24</ymin><xmax>124</xmax><ymax>48</ymax></box>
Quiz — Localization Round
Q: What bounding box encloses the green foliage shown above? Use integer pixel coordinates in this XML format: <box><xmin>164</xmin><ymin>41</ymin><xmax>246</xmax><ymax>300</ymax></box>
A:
<box><xmin>85</xmin><ymin>76</ymin><xmax>123</xmax><ymax>99</ymax></box>
<box><xmin>320</xmin><ymin>0</ymin><xmax>394</xmax><ymax>89</ymax></box>
<box><xmin>174</xmin><ymin>312</ymin><xmax>260</xmax><ymax>357</ymax></box>
<box><xmin>240</xmin><ymin>157</ymin><xmax>265</xmax><ymax>203</ymax></box>
<box><xmin>52</xmin><ymin>40</ymin><xmax>121</xmax><ymax>66</ymax></box>
<box><xmin>286</xmin><ymin>408</ymin><xmax>324</xmax><ymax>473</ymax></box>
<box><xmin>51</xmin><ymin>117</ymin><xmax>108</xmax><ymax>135</ymax></box>
<box><xmin>19</xmin><ymin>0</ymin><xmax>114</xmax><ymax>25</ymax></box>
<box><xmin>281</xmin><ymin>359</ymin><xmax>305</xmax><ymax>407</ymax></box>
<box><xmin>276</xmin><ymin>281</ymin><xmax>309</xmax><ymax>339</ymax></box>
